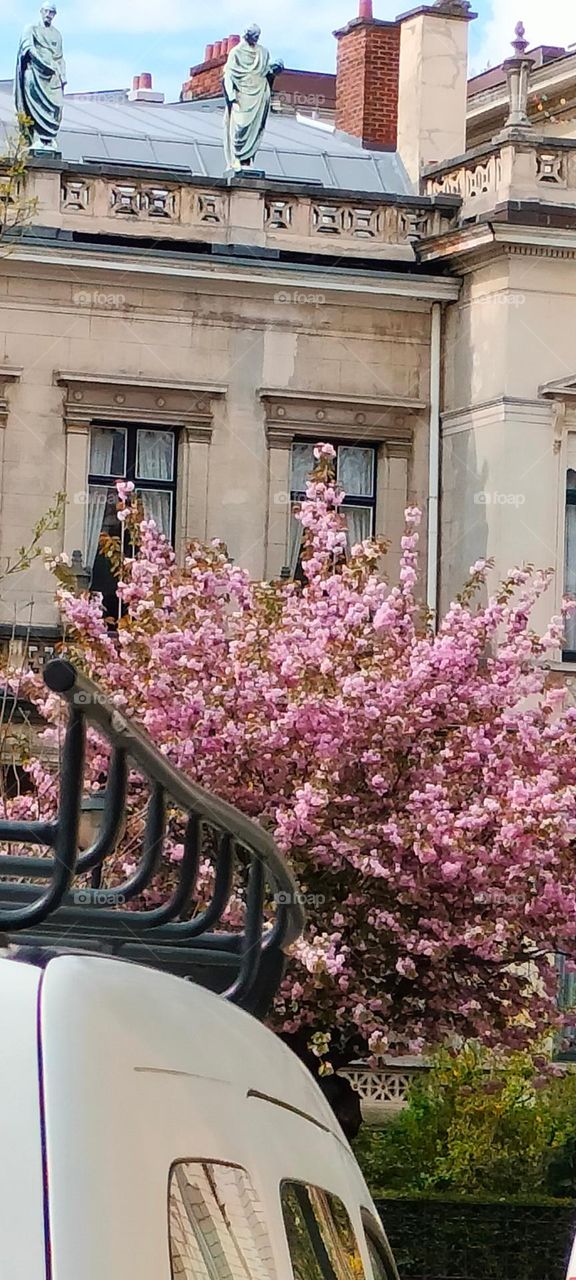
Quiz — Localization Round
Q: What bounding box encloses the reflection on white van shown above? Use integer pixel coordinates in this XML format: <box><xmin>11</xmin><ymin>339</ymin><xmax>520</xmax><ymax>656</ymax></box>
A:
<box><xmin>567</xmin><ymin>1234</ymin><xmax>576</xmax><ymax>1280</ymax></box>
<box><xmin>0</xmin><ymin>661</ymin><xmax>399</xmax><ymax>1279</ymax></box>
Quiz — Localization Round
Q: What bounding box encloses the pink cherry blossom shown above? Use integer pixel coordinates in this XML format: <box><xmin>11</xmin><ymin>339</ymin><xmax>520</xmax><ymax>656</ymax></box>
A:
<box><xmin>3</xmin><ymin>453</ymin><xmax>576</xmax><ymax>1067</ymax></box>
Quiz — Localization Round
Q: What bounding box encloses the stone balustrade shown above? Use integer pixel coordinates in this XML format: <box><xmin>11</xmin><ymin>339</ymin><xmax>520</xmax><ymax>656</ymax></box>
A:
<box><xmin>339</xmin><ymin>1061</ymin><xmax>430</xmax><ymax>1123</ymax></box>
<box><xmin>9</xmin><ymin>162</ymin><xmax>459</xmax><ymax>262</ymax></box>
<box><xmin>424</xmin><ymin>137</ymin><xmax>576</xmax><ymax>223</ymax></box>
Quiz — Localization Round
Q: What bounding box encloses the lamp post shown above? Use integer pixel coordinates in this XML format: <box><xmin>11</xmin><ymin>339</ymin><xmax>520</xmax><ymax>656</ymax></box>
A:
<box><xmin>70</xmin><ymin>550</ymin><xmax>91</xmax><ymax>595</ymax></box>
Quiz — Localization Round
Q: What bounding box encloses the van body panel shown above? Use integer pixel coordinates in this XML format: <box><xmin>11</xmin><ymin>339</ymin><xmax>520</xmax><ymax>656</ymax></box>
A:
<box><xmin>0</xmin><ymin>959</ymin><xmax>46</xmax><ymax>1279</ymax></box>
<box><xmin>37</xmin><ymin>954</ymin><xmax>386</xmax><ymax>1279</ymax></box>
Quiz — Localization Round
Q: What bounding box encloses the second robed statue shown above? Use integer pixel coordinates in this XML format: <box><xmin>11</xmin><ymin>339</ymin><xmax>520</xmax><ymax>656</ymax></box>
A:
<box><xmin>223</xmin><ymin>25</ymin><xmax>284</xmax><ymax>172</ymax></box>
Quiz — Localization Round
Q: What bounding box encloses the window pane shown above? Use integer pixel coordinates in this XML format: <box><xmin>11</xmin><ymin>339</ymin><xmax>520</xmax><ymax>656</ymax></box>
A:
<box><xmin>337</xmin><ymin>447</ymin><xmax>374</xmax><ymax>498</ymax></box>
<box><xmin>89</xmin><ymin>427</ymin><xmax>126</xmax><ymax>477</ymax></box>
<box><xmin>290</xmin><ymin>506</ymin><xmax>304</xmax><ymax>577</ymax></box>
<box><xmin>281</xmin><ymin>1182</ymin><xmax>366</xmax><ymax>1280</ymax></box>
<box><xmin>565</xmin><ymin>501</ymin><xmax>576</xmax><ymax>650</ymax></box>
<box><xmin>291</xmin><ymin>443</ymin><xmax>316</xmax><ymax>495</ymax></box>
<box><xmin>169</xmin><ymin>1162</ymin><xmax>276</xmax><ymax>1280</ymax></box>
<box><xmin>86</xmin><ymin>485</ymin><xmax>120</xmax><ymax>567</ymax></box>
<box><xmin>365</xmin><ymin>1230</ymin><xmax>393</xmax><ymax>1280</ymax></box>
<box><xmin>138</xmin><ymin>488</ymin><xmax>172</xmax><ymax>539</ymax></box>
<box><xmin>137</xmin><ymin>428</ymin><xmax>175</xmax><ymax>481</ymax></box>
<box><xmin>344</xmin><ymin>506</ymin><xmax>373</xmax><ymax>549</ymax></box>
<box><xmin>568</xmin><ymin>469</ymin><xmax>576</xmax><ymax>493</ymax></box>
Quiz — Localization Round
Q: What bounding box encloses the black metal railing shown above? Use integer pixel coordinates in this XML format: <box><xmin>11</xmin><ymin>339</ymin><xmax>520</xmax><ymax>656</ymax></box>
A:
<box><xmin>0</xmin><ymin>659</ymin><xmax>305</xmax><ymax>1017</ymax></box>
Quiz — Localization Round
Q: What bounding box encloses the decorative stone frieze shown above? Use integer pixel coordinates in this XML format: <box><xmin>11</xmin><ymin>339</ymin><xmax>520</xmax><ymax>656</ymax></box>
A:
<box><xmin>54</xmin><ymin>372</ymin><xmax>226</xmax><ymax>436</ymax></box>
<box><xmin>260</xmin><ymin>389</ymin><xmax>420</xmax><ymax>449</ymax></box>
<box><xmin>61</xmin><ymin>177</ymin><xmax>93</xmax><ymax>212</ymax></box>
<box><xmin>52</xmin><ymin>170</ymin><xmax>458</xmax><ymax>257</ymax></box>
<box><xmin>536</xmin><ymin>151</ymin><xmax>567</xmax><ymax>186</ymax></box>
<box><xmin>339</xmin><ymin>1063</ymin><xmax>430</xmax><ymax>1122</ymax></box>
<box><xmin>110</xmin><ymin>183</ymin><xmax>180</xmax><ymax>220</ymax></box>
<box><xmin>424</xmin><ymin>139</ymin><xmax>576</xmax><ymax>224</ymax></box>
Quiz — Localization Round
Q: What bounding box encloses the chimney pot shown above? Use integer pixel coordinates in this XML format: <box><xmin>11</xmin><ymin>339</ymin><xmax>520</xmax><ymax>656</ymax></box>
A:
<box><xmin>140</xmin><ymin>72</ymin><xmax>153</xmax><ymax>89</ymax></box>
<box><xmin>132</xmin><ymin>75</ymin><xmax>140</xmax><ymax>90</ymax></box>
<box><xmin>358</xmin><ymin>0</ymin><xmax>373</xmax><ymax>17</ymax></box>
<box><xmin>229</xmin><ymin>33</ymin><xmax>241</xmax><ymax>48</ymax></box>
<box><xmin>205</xmin><ymin>43</ymin><xmax>215</xmax><ymax>60</ymax></box>
<box><xmin>213</xmin><ymin>40</ymin><xmax>223</xmax><ymax>57</ymax></box>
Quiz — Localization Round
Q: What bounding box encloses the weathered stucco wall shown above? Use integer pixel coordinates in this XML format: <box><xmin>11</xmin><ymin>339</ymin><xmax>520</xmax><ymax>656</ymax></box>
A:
<box><xmin>0</xmin><ymin>254</ymin><xmax>436</xmax><ymax>628</ymax></box>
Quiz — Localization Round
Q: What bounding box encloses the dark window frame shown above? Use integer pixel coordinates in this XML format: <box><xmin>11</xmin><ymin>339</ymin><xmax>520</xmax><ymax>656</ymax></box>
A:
<box><xmin>290</xmin><ymin>438</ymin><xmax>378</xmax><ymax>530</ymax></box>
<box><xmin>87</xmin><ymin>420</ymin><xmax>179</xmax><ymax>619</ymax></box>
<box><xmin>87</xmin><ymin>419</ymin><xmax>179</xmax><ymax>544</ymax></box>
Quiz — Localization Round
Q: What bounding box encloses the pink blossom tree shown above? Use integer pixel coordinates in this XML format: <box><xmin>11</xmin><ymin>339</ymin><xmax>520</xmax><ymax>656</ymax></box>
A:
<box><xmin>3</xmin><ymin>443</ymin><xmax>576</xmax><ymax>1068</ymax></box>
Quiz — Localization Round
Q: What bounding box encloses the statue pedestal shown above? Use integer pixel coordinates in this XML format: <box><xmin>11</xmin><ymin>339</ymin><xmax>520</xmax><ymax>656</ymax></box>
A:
<box><xmin>29</xmin><ymin>147</ymin><xmax>62</xmax><ymax>160</ymax></box>
<box><xmin>225</xmin><ymin>168</ymin><xmax>266</xmax><ymax>180</ymax></box>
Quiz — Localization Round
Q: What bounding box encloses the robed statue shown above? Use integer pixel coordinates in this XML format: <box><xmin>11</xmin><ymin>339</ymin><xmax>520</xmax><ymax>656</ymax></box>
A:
<box><xmin>223</xmin><ymin>25</ymin><xmax>283</xmax><ymax>172</ymax></box>
<box><xmin>15</xmin><ymin>5</ymin><xmax>66</xmax><ymax>151</ymax></box>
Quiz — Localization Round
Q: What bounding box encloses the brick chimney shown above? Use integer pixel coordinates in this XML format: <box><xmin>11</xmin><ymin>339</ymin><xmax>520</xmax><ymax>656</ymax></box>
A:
<box><xmin>181</xmin><ymin>34</ymin><xmax>241</xmax><ymax>101</ymax></box>
<box><xmin>128</xmin><ymin>73</ymin><xmax>165</xmax><ymax>104</ymax></box>
<box><xmin>334</xmin><ymin>2</ymin><xmax>401</xmax><ymax>151</ymax></box>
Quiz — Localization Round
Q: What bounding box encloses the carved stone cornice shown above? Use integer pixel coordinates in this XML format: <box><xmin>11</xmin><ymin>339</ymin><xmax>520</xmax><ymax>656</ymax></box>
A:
<box><xmin>54</xmin><ymin>372</ymin><xmax>226</xmax><ymax>438</ymax></box>
<box><xmin>0</xmin><ymin>367</ymin><xmax>22</xmax><ymax>426</ymax></box>
<box><xmin>260</xmin><ymin>389</ymin><xmax>420</xmax><ymax>449</ymax></box>
<box><xmin>539</xmin><ymin>375</ymin><xmax>576</xmax><ymax>401</ymax></box>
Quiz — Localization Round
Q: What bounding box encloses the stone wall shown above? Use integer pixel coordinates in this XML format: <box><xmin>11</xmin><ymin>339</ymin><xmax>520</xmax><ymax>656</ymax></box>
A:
<box><xmin>0</xmin><ymin>250</ymin><xmax>438</xmax><ymax>628</ymax></box>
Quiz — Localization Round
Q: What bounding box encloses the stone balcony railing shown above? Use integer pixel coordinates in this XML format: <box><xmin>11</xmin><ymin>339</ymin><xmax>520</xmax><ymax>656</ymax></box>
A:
<box><xmin>339</xmin><ymin>1061</ymin><xmax>430</xmax><ymax>1124</ymax></box>
<box><xmin>423</xmin><ymin>135</ymin><xmax>576</xmax><ymax>224</ymax></box>
<box><xmin>13</xmin><ymin>160</ymin><xmax>460</xmax><ymax>263</ymax></box>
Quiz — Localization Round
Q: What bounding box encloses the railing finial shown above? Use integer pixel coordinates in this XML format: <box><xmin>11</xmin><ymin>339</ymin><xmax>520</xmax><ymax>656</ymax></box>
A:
<box><xmin>499</xmin><ymin>18</ymin><xmax>534</xmax><ymax>135</ymax></box>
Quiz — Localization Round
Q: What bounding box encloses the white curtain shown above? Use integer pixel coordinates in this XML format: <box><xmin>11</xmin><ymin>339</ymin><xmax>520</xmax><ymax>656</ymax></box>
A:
<box><xmin>290</xmin><ymin>442</ymin><xmax>315</xmax><ymax>494</ymax></box>
<box><xmin>137</xmin><ymin>429</ymin><xmax>174</xmax><ymax>481</ymax></box>
<box><xmin>337</xmin><ymin>446</ymin><xmax>374</xmax><ymax>498</ymax></box>
<box><xmin>86</xmin><ymin>486</ymin><xmax>110</xmax><ymax>568</ymax></box>
<box><xmin>86</xmin><ymin>431</ymin><xmax>115</xmax><ymax>569</ymax></box>
<box><xmin>565</xmin><ymin>492</ymin><xmax>576</xmax><ymax>651</ymax></box>
<box><xmin>89</xmin><ymin>427</ymin><xmax>115</xmax><ymax>476</ymax></box>
<box><xmin>141</xmin><ymin>489</ymin><xmax>172</xmax><ymax>538</ymax></box>
<box><xmin>344</xmin><ymin>505</ymin><xmax>373</xmax><ymax>550</ymax></box>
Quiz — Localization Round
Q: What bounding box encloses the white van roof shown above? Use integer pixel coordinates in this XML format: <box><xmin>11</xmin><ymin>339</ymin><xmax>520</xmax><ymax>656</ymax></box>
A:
<box><xmin>0</xmin><ymin>953</ymin><xmax>377</xmax><ymax>1280</ymax></box>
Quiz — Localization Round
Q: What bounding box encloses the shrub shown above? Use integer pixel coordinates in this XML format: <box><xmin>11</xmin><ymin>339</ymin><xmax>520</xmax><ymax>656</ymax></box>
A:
<box><xmin>354</xmin><ymin>1046</ymin><xmax>576</xmax><ymax>1200</ymax></box>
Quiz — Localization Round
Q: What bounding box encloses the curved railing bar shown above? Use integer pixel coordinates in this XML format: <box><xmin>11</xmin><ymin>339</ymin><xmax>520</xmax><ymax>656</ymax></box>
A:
<box><xmin>226</xmin><ymin>854</ymin><xmax>265</xmax><ymax>1006</ymax></box>
<box><xmin>0</xmin><ymin>748</ymin><xmax>129</xmax><ymax>881</ymax></box>
<box><xmin>0</xmin><ymin>708</ymin><xmax>85</xmax><ymax>929</ymax></box>
<box><xmin>76</xmin><ymin>782</ymin><xmax>166</xmax><ymax>907</ymax></box>
<box><xmin>0</xmin><ymin>659</ymin><xmax>305</xmax><ymax>1009</ymax></box>
<box><xmin>76</xmin><ymin>748</ymin><xmax>129</xmax><ymax>874</ymax></box>
<box><xmin>0</xmin><ymin>823</ymin><xmax>235</xmax><ymax>936</ymax></box>
<box><xmin>42</xmin><ymin>660</ymin><xmax>304</xmax><ymax>943</ymax></box>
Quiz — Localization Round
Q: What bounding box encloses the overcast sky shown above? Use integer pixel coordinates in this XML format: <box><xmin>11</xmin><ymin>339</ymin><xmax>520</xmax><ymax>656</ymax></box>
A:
<box><xmin>0</xmin><ymin>0</ymin><xmax>574</xmax><ymax>102</ymax></box>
